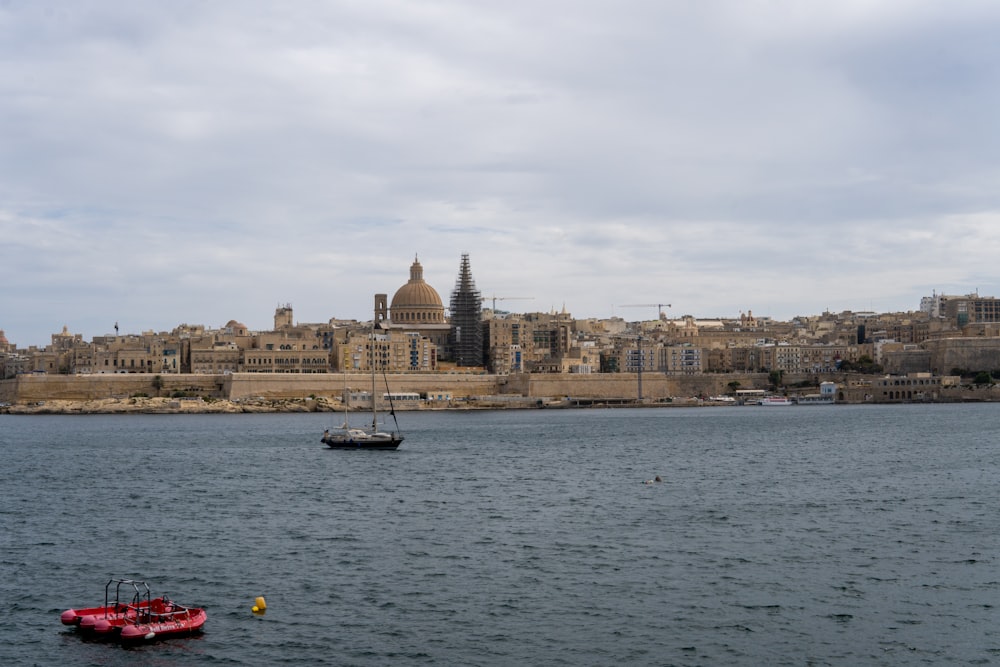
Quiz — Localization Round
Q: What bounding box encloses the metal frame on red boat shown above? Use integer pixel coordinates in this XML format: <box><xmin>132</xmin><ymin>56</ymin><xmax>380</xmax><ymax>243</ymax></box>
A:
<box><xmin>61</xmin><ymin>579</ymin><xmax>151</xmax><ymax>635</ymax></box>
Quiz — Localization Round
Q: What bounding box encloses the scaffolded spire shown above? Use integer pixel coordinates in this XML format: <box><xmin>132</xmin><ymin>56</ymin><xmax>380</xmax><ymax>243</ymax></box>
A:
<box><xmin>449</xmin><ymin>253</ymin><xmax>483</xmax><ymax>366</ymax></box>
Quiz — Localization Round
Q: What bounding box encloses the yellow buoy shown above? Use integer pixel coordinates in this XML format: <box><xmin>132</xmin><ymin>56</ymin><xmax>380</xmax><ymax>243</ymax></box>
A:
<box><xmin>252</xmin><ymin>596</ymin><xmax>267</xmax><ymax>615</ymax></box>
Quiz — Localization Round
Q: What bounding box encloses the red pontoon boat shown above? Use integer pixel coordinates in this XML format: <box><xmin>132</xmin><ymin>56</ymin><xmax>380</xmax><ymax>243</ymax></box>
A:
<box><xmin>61</xmin><ymin>579</ymin><xmax>206</xmax><ymax>642</ymax></box>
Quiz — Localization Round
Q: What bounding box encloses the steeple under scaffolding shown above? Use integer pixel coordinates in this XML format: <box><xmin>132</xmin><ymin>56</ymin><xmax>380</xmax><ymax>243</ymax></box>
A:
<box><xmin>449</xmin><ymin>253</ymin><xmax>483</xmax><ymax>366</ymax></box>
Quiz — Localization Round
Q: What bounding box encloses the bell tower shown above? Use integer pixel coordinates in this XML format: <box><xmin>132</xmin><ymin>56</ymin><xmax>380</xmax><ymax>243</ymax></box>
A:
<box><xmin>374</xmin><ymin>294</ymin><xmax>388</xmax><ymax>325</ymax></box>
<box><xmin>274</xmin><ymin>304</ymin><xmax>293</xmax><ymax>329</ymax></box>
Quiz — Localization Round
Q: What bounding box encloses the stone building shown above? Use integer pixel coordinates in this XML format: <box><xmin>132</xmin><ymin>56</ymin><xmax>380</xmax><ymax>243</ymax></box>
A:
<box><xmin>334</xmin><ymin>329</ymin><xmax>437</xmax><ymax>373</ymax></box>
<box><xmin>871</xmin><ymin>373</ymin><xmax>943</xmax><ymax>402</ymax></box>
<box><xmin>482</xmin><ymin>313</ymin><xmax>529</xmax><ymax>374</ymax></box>
<box><xmin>661</xmin><ymin>343</ymin><xmax>704</xmax><ymax>374</ymax></box>
<box><xmin>249</xmin><ymin>314</ymin><xmax>330</xmax><ymax>373</ymax></box>
<box><xmin>944</xmin><ymin>295</ymin><xmax>1000</xmax><ymax>327</ymax></box>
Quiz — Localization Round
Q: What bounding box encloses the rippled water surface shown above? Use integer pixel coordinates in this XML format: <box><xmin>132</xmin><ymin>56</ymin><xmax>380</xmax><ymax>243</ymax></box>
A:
<box><xmin>2</xmin><ymin>404</ymin><xmax>1000</xmax><ymax>665</ymax></box>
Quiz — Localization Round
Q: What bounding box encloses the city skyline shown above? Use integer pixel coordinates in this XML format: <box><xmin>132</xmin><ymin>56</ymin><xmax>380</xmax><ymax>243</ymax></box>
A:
<box><xmin>1</xmin><ymin>280</ymin><xmax>985</xmax><ymax>351</ymax></box>
<box><xmin>3</xmin><ymin>2</ymin><xmax>1000</xmax><ymax>347</ymax></box>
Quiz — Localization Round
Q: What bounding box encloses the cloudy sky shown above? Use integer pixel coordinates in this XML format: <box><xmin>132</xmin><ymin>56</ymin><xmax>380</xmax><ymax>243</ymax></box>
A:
<box><xmin>3</xmin><ymin>1</ymin><xmax>1000</xmax><ymax>346</ymax></box>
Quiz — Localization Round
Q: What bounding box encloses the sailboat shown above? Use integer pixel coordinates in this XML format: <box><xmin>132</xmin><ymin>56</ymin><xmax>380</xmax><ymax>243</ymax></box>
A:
<box><xmin>321</xmin><ymin>320</ymin><xmax>404</xmax><ymax>450</ymax></box>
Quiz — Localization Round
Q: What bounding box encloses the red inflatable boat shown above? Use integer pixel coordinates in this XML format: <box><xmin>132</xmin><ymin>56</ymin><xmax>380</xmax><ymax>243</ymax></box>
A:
<box><xmin>61</xmin><ymin>579</ymin><xmax>206</xmax><ymax>642</ymax></box>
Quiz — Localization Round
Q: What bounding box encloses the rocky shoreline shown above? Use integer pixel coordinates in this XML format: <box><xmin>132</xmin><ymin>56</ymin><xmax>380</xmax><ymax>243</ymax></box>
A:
<box><xmin>1</xmin><ymin>396</ymin><xmax>558</xmax><ymax>414</ymax></box>
<box><xmin>1</xmin><ymin>395</ymin><xmax>713</xmax><ymax>415</ymax></box>
<box><xmin>2</xmin><ymin>396</ymin><xmax>339</xmax><ymax>415</ymax></box>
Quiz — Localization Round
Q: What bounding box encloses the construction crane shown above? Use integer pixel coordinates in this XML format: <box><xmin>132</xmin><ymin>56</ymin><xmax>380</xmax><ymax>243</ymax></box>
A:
<box><xmin>481</xmin><ymin>295</ymin><xmax>534</xmax><ymax>311</ymax></box>
<box><xmin>618</xmin><ymin>303</ymin><xmax>672</xmax><ymax>319</ymax></box>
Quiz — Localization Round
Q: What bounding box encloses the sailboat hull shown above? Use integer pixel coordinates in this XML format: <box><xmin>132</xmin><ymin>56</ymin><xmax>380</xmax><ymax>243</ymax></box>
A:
<box><xmin>321</xmin><ymin>433</ymin><xmax>403</xmax><ymax>450</ymax></box>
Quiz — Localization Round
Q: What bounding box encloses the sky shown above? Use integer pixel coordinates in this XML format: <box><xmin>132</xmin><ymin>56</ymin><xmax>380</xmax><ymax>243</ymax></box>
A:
<box><xmin>3</xmin><ymin>1</ymin><xmax>1000</xmax><ymax>347</ymax></box>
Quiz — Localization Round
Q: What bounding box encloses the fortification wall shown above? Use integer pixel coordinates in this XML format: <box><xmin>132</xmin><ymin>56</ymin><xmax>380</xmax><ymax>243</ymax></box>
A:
<box><xmin>224</xmin><ymin>369</ymin><xmax>975</xmax><ymax>403</ymax></box>
<box><xmin>0</xmin><ymin>371</ymin><xmax>775</xmax><ymax>405</ymax></box>
<box><xmin>507</xmin><ymin>372</ymin><xmax>768</xmax><ymax>399</ymax></box>
<box><xmin>2</xmin><ymin>374</ymin><xmax>224</xmax><ymax>402</ymax></box>
<box><xmin>225</xmin><ymin>373</ymin><xmax>500</xmax><ymax>400</ymax></box>
<box><xmin>0</xmin><ymin>372</ymin><xmax>503</xmax><ymax>403</ymax></box>
<box><xmin>0</xmin><ymin>379</ymin><xmax>15</xmax><ymax>403</ymax></box>
<box><xmin>8</xmin><ymin>370</ymin><xmax>962</xmax><ymax>407</ymax></box>
<box><xmin>923</xmin><ymin>337</ymin><xmax>1000</xmax><ymax>373</ymax></box>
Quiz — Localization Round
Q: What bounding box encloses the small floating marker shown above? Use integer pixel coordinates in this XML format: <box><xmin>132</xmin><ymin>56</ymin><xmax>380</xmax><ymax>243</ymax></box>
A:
<box><xmin>145</xmin><ymin>632</ymin><xmax>156</xmax><ymax>640</ymax></box>
<box><xmin>252</xmin><ymin>596</ymin><xmax>267</xmax><ymax>616</ymax></box>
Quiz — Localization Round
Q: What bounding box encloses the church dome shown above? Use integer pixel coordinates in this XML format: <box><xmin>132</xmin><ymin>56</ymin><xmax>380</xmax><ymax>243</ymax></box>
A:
<box><xmin>224</xmin><ymin>320</ymin><xmax>248</xmax><ymax>336</ymax></box>
<box><xmin>390</xmin><ymin>256</ymin><xmax>446</xmax><ymax>324</ymax></box>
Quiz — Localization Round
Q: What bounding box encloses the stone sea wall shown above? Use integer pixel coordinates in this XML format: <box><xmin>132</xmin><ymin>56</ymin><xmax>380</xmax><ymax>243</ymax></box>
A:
<box><xmin>3</xmin><ymin>372</ymin><xmax>996</xmax><ymax>413</ymax></box>
<box><xmin>0</xmin><ymin>371</ymin><xmax>756</xmax><ymax>406</ymax></box>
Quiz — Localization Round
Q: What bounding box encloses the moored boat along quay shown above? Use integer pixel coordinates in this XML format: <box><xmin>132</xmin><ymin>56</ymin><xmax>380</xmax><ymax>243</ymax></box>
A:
<box><xmin>1</xmin><ymin>371</ymin><xmax>999</xmax><ymax>414</ymax></box>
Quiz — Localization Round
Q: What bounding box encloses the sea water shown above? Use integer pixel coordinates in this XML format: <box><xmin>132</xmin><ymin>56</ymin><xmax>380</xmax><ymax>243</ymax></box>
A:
<box><xmin>1</xmin><ymin>404</ymin><xmax>999</xmax><ymax>666</ymax></box>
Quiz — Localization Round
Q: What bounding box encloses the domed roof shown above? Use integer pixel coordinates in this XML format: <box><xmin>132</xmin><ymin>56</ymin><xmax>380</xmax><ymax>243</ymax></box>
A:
<box><xmin>391</xmin><ymin>257</ymin><xmax>443</xmax><ymax>310</ymax></box>
<box><xmin>224</xmin><ymin>320</ymin><xmax>248</xmax><ymax>335</ymax></box>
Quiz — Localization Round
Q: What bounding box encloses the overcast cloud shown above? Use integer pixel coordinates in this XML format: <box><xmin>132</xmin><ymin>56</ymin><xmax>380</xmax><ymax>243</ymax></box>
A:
<box><xmin>3</xmin><ymin>0</ymin><xmax>1000</xmax><ymax>346</ymax></box>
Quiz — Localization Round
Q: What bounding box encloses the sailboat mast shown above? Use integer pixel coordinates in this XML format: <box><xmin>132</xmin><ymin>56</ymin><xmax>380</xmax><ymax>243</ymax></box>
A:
<box><xmin>371</xmin><ymin>323</ymin><xmax>377</xmax><ymax>430</ymax></box>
